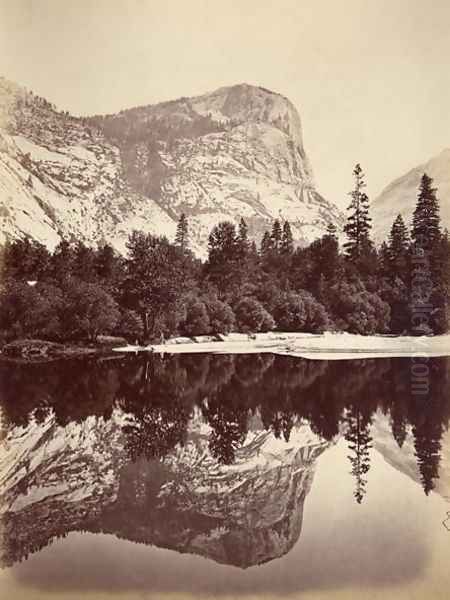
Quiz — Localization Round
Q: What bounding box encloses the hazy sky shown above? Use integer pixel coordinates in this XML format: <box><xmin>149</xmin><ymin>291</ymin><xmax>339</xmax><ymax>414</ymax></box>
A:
<box><xmin>1</xmin><ymin>0</ymin><xmax>449</xmax><ymax>207</ymax></box>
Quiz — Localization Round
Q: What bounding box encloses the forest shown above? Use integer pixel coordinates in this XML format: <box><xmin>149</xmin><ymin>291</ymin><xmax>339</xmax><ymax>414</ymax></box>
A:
<box><xmin>0</xmin><ymin>166</ymin><xmax>449</xmax><ymax>344</ymax></box>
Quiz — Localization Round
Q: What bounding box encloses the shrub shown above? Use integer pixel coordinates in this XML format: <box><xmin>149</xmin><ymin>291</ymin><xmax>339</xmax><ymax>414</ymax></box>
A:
<box><xmin>180</xmin><ymin>299</ymin><xmax>210</xmax><ymax>336</ymax></box>
<box><xmin>0</xmin><ymin>280</ymin><xmax>63</xmax><ymax>341</ymax></box>
<box><xmin>273</xmin><ymin>291</ymin><xmax>330</xmax><ymax>333</ymax></box>
<box><xmin>60</xmin><ymin>279</ymin><xmax>120</xmax><ymax>341</ymax></box>
<box><xmin>234</xmin><ymin>297</ymin><xmax>275</xmax><ymax>333</ymax></box>
<box><xmin>327</xmin><ymin>281</ymin><xmax>390</xmax><ymax>334</ymax></box>
<box><xmin>203</xmin><ymin>296</ymin><xmax>236</xmax><ymax>334</ymax></box>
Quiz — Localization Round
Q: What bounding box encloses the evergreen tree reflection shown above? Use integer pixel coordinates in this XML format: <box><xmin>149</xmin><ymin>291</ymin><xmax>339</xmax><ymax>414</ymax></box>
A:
<box><xmin>0</xmin><ymin>355</ymin><xmax>449</xmax><ymax>500</ymax></box>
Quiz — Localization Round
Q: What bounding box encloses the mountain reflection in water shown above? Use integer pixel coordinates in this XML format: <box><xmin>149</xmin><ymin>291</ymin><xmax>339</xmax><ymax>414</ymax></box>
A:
<box><xmin>0</xmin><ymin>354</ymin><xmax>449</xmax><ymax>593</ymax></box>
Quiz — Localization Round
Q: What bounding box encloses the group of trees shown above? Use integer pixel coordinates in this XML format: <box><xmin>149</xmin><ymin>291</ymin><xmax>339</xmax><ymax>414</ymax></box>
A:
<box><xmin>0</xmin><ymin>166</ymin><xmax>449</xmax><ymax>343</ymax></box>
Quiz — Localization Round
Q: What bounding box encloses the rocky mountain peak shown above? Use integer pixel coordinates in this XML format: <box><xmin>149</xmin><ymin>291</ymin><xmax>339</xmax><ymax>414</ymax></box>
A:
<box><xmin>0</xmin><ymin>78</ymin><xmax>344</xmax><ymax>256</ymax></box>
<box><xmin>191</xmin><ymin>83</ymin><xmax>305</xmax><ymax>145</ymax></box>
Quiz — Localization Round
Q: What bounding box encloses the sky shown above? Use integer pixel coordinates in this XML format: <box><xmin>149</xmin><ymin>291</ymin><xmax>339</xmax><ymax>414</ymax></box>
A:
<box><xmin>1</xmin><ymin>0</ymin><xmax>449</xmax><ymax>208</ymax></box>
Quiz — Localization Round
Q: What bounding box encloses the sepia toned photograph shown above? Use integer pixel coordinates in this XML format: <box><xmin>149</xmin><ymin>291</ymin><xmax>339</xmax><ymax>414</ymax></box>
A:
<box><xmin>0</xmin><ymin>1</ymin><xmax>449</xmax><ymax>599</ymax></box>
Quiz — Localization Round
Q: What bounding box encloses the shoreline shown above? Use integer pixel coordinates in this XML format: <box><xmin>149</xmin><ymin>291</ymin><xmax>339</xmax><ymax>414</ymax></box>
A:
<box><xmin>0</xmin><ymin>339</ymin><xmax>124</xmax><ymax>364</ymax></box>
<box><xmin>114</xmin><ymin>332</ymin><xmax>450</xmax><ymax>361</ymax></box>
<box><xmin>2</xmin><ymin>332</ymin><xmax>449</xmax><ymax>364</ymax></box>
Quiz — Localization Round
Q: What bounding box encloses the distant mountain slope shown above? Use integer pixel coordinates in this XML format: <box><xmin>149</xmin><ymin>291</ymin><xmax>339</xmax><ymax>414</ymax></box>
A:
<box><xmin>0</xmin><ymin>77</ymin><xmax>344</xmax><ymax>256</ymax></box>
<box><xmin>371</xmin><ymin>149</ymin><xmax>450</xmax><ymax>241</ymax></box>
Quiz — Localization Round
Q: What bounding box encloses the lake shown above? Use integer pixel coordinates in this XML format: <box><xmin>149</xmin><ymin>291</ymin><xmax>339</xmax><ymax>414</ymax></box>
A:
<box><xmin>0</xmin><ymin>353</ymin><xmax>449</xmax><ymax>600</ymax></box>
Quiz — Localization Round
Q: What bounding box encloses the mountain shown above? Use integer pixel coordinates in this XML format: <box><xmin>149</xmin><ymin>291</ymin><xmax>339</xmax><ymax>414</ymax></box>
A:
<box><xmin>0</xmin><ymin>408</ymin><xmax>331</xmax><ymax>569</ymax></box>
<box><xmin>0</xmin><ymin>77</ymin><xmax>344</xmax><ymax>256</ymax></box>
<box><xmin>371</xmin><ymin>149</ymin><xmax>450</xmax><ymax>242</ymax></box>
<box><xmin>0</xmin><ymin>77</ymin><xmax>180</xmax><ymax>254</ymax></box>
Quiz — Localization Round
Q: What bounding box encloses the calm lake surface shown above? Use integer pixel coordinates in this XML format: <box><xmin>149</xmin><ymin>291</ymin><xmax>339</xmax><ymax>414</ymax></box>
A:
<box><xmin>0</xmin><ymin>353</ymin><xmax>449</xmax><ymax>600</ymax></box>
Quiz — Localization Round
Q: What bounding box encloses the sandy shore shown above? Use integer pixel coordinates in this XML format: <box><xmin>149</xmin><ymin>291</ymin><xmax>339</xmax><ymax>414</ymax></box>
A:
<box><xmin>114</xmin><ymin>332</ymin><xmax>450</xmax><ymax>360</ymax></box>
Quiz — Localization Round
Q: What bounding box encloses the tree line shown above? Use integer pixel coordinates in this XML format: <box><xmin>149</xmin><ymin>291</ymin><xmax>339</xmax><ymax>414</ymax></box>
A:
<box><xmin>0</xmin><ymin>165</ymin><xmax>449</xmax><ymax>343</ymax></box>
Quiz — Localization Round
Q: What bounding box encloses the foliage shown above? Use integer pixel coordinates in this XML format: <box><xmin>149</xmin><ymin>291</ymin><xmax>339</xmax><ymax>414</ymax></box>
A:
<box><xmin>1</xmin><ymin>164</ymin><xmax>449</xmax><ymax>342</ymax></box>
<box><xmin>122</xmin><ymin>231</ymin><xmax>189</xmax><ymax>338</ymax></box>
<box><xmin>387</xmin><ymin>214</ymin><xmax>410</xmax><ymax>280</ymax></box>
<box><xmin>0</xmin><ymin>280</ymin><xmax>62</xmax><ymax>341</ymax></box>
<box><xmin>180</xmin><ymin>298</ymin><xmax>210</xmax><ymax>336</ymax></box>
<box><xmin>175</xmin><ymin>213</ymin><xmax>189</xmax><ymax>252</ymax></box>
<box><xmin>345</xmin><ymin>406</ymin><xmax>373</xmax><ymax>504</ymax></box>
<box><xmin>60</xmin><ymin>279</ymin><xmax>120</xmax><ymax>341</ymax></box>
<box><xmin>344</xmin><ymin>163</ymin><xmax>374</xmax><ymax>275</ymax></box>
<box><xmin>234</xmin><ymin>297</ymin><xmax>275</xmax><ymax>333</ymax></box>
<box><xmin>1</xmin><ymin>237</ymin><xmax>51</xmax><ymax>281</ymax></box>
<box><xmin>273</xmin><ymin>291</ymin><xmax>330</xmax><ymax>333</ymax></box>
<box><xmin>203</xmin><ymin>295</ymin><xmax>236</xmax><ymax>334</ymax></box>
<box><xmin>117</xmin><ymin>309</ymin><xmax>144</xmax><ymax>341</ymax></box>
<box><xmin>204</xmin><ymin>221</ymin><xmax>241</xmax><ymax>298</ymax></box>
<box><xmin>327</xmin><ymin>280</ymin><xmax>390</xmax><ymax>334</ymax></box>
<box><xmin>411</xmin><ymin>174</ymin><xmax>441</xmax><ymax>248</ymax></box>
<box><xmin>3</xmin><ymin>353</ymin><xmax>448</xmax><ymax>504</ymax></box>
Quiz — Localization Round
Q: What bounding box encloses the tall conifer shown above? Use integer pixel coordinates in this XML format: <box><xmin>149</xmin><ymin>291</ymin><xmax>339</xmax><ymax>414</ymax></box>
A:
<box><xmin>344</xmin><ymin>164</ymin><xmax>372</xmax><ymax>262</ymax></box>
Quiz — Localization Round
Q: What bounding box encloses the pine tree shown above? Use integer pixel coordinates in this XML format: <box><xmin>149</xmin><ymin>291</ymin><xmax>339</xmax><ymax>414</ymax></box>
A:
<box><xmin>410</xmin><ymin>175</ymin><xmax>445</xmax><ymax>333</ymax></box>
<box><xmin>260</xmin><ymin>231</ymin><xmax>272</xmax><ymax>257</ymax></box>
<box><xmin>345</xmin><ymin>405</ymin><xmax>372</xmax><ymax>504</ymax></box>
<box><xmin>205</xmin><ymin>221</ymin><xmax>241</xmax><ymax>297</ymax></box>
<box><xmin>388</xmin><ymin>214</ymin><xmax>410</xmax><ymax>280</ymax></box>
<box><xmin>175</xmin><ymin>213</ymin><xmax>189</xmax><ymax>252</ymax></box>
<box><xmin>379</xmin><ymin>241</ymin><xmax>391</xmax><ymax>276</ymax></box>
<box><xmin>390</xmin><ymin>404</ymin><xmax>407</xmax><ymax>448</ymax></box>
<box><xmin>413</xmin><ymin>419</ymin><xmax>442</xmax><ymax>496</ymax></box>
<box><xmin>237</xmin><ymin>217</ymin><xmax>250</xmax><ymax>257</ymax></box>
<box><xmin>344</xmin><ymin>164</ymin><xmax>373</xmax><ymax>263</ymax></box>
<box><xmin>270</xmin><ymin>219</ymin><xmax>282</xmax><ymax>252</ymax></box>
<box><xmin>73</xmin><ymin>241</ymin><xmax>96</xmax><ymax>281</ymax></box>
<box><xmin>411</xmin><ymin>174</ymin><xmax>441</xmax><ymax>249</ymax></box>
<box><xmin>308</xmin><ymin>229</ymin><xmax>342</xmax><ymax>293</ymax></box>
<box><xmin>50</xmin><ymin>239</ymin><xmax>74</xmax><ymax>282</ymax></box>
<box><xmin>96</xmin><ymin>243</ymin><xmax>118</xmax><ymax>281</ymax></box>
<box><xmin>281</xmin><ymin>221</ymin><xmax>294</xmax><ymax>254</ymax></box>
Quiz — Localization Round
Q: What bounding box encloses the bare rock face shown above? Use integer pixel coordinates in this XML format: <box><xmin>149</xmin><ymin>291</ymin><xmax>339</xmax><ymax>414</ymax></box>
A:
<box><xmin>0</xmin><ymin>77</ymin><xmax>343</xmax><ymax>257</ymax></box>
<box><xmin>0</xmin><ymin>77</ymin><xmax>178</xmax><ymax>255</ymax></box>
<box><xmin>0</xmin><ymin>410</ymin><xmax>331</xmax><ymax>569</ymax></box>
<box><xmin>371</xmin><ymin>149</ymin><xmax>450</xmax><ymax>242</ymax></box>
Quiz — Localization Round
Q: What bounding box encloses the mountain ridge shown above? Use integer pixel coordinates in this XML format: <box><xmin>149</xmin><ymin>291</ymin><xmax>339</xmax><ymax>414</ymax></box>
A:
<box><xmin>0</xmin><ymin>76</ymin><xmax>344</xmax><ymax>256</ymax></box>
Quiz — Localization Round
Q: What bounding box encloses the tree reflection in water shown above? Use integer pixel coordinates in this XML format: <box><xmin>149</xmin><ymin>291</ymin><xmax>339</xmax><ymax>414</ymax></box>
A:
<box><xmin>0</xmin><ymin>354</ymin><xmax>449</xmax><ymax>498</ymax></box>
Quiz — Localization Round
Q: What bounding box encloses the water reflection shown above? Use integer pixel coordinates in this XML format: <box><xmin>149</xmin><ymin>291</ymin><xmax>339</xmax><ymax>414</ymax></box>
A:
<box><xmin>0</xmin><ymin>354</ymin><xmax>449</xmax><ymax>573</ymax></box>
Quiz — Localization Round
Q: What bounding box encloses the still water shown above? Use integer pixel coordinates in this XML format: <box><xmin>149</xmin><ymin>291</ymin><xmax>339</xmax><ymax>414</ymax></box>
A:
<box><xmin>0</xmin><ymin>354</ymin><xmax>449</xmax><ymax>600</ymax></box>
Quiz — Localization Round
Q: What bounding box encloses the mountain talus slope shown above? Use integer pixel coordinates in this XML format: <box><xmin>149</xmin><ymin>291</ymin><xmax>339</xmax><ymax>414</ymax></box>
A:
<box><xmin>371</xmin><ymin>149</ymin><xmax>450</xmax><ymax>241</ymax></box>
<box><xmin>0</xmin><ymin>77</ymin><xmax>343</xmax><ymax>256</ymax></box>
